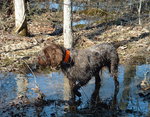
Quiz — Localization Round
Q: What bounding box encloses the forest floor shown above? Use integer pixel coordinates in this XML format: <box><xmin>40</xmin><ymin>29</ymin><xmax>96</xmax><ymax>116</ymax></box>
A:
<box><xmin>0</xmin><ymin>11</ymin><xmax>150</xmax><ymax>72</ymax></box>
<box><xmin>0</xmin><ymin>7</ymin><xmax>150</xmax><ymax>117</ymax></box>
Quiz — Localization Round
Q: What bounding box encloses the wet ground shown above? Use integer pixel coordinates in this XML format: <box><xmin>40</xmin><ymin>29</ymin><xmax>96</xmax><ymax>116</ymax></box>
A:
<box><xmin>0</xmin><ymin>64</ymin><xmax>150</xmax><ymax>116</ymax></box>
<box><xmin>0</xmin><ymin>1</ymin><xmax>150</xmax><ymax>116</ymax></box>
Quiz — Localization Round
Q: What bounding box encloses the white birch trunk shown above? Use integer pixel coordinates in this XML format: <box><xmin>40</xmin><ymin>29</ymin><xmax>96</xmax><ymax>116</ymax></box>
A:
<box><xmin>14</xmin><ymin>0</ymin><xmax>27</xmax><ymax>36</ymax></box>
<box><xmin>138</xmin><ymin>0</ymin><xmax>142</xmax><ymax>25</ymax></box>
<box><xmin>63</xmin><ymin>0</ymin><xmax>73</xmax><ymax>48</ymax></box>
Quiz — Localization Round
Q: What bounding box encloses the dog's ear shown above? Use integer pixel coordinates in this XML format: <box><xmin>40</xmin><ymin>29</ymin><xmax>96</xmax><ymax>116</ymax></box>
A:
<box><xmin>50</xmin><ymin>48</ymin><xmax>63</xmax><ymax>67</ymax></box>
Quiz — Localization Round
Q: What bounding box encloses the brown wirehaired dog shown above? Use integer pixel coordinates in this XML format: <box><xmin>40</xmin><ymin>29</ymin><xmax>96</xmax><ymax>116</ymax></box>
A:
<box><xmin>38</xmin><ymin>43</ymin><xmax>119</xmax><ymax>97</ymax></box>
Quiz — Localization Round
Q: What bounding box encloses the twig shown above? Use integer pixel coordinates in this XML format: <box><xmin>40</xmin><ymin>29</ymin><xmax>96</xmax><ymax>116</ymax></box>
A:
<box><xmin>144</xmin><ymin>57</ymin><xmax>150</xmax><ymax>81</ymax></box>
<box><xmin>144</xmin><ymin>70</ymin><xmax>150</xmax><ymax>81</ymax></box>
<box><xmin>21</xmin><ymin>59</ymin><xmax>38</xmax><ymax>86</ymax></box>
<box><xmin>80</xmin><ymin>87</ymin><xmax>90</xmax><ymax>102</ymax></box>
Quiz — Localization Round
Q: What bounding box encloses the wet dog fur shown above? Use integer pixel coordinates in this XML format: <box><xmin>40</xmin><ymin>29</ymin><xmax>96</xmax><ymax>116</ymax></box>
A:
<box><xmin>38</xmin><ymin>43</ymin><xmax>119</xmax><ymax>97</ymax></box>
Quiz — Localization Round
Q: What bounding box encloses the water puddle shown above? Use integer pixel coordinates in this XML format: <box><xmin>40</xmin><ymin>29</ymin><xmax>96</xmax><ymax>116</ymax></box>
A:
<box><xmin>41</xmin><ymin>2</ymin><xmax>85</xmax><ymax>12</ymax></box>
<box><xmin>41</xmin><ymin>2</ymin><xmax>59</xmax><ymax>11</ymax></box>
<box><xmin>40</xmin><ymin>2</ymin><xmax>94</xmax><ymax>27</ymax></box>
<box><xmin>0</xmin><ymin>64</ymin><xmax>150</xmax><ymax>116</ymax></box>
<box><xmin>73</xmin><ymin>20</ymin><xmax>93</xmax><ymax>27</ymax></box>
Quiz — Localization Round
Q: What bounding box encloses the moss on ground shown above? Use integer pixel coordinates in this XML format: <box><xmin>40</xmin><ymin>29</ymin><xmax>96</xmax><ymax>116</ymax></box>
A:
<box><xmin>79</xmin><ymin>8</ymin><xmax>108</xmax><ymax>16</ymax></box>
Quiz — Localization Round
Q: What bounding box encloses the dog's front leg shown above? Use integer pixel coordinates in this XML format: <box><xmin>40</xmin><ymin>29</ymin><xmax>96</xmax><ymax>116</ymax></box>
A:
<box><xmin>73</xmin><ymin>80</ymin><xmax>89</xmax><ymax>97</ymax></box>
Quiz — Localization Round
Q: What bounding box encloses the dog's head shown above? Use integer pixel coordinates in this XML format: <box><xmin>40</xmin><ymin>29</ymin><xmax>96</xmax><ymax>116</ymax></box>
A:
<box><xmin>38</xmin><ymin>55</ymin><xmax>47</xmax><ymax>67</ymax></box>
<box><xmin>38</xmin><ymin>44</ymin><xmax>63</xmax><ymax>68</ymax></box>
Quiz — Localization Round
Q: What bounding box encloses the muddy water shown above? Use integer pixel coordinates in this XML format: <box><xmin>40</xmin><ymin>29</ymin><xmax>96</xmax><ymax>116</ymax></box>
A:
<box><xmin>0</xmin><ymin>64</ymin><xmax>150</xmax><ymax>116</ymax></box>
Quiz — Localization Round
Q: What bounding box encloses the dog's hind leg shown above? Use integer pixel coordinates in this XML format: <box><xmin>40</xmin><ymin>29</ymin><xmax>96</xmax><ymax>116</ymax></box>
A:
<box><xmin>110</xmin><ymin>58</ymin><xmax>119</xmax><ymax>88</ymax></box>
<box><xmin>110</xmin><ymin>58</ymin><xmax>119</xmax><ymax>111</ymax></box>
<box><xmin>94</xmin><ymin>71</ymin><xmax>101</xmax><ymax>89</ymax></box>
<box><xmin>91</xmin><ymin>71</ymin><xmax>101</xmax><ymax>104</ymax></box>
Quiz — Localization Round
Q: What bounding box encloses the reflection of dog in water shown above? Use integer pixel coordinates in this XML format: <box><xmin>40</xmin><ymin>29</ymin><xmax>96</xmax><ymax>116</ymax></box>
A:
<box><xmin>138</xmin><ymin>80</ymin><xmax>150</xmax><ymax>97</ymax></box>
<box><xmin>139</xmin><ymin>80</ymin><xmax>150</xmax><ymax>90</ymax></box>
<box><xmin>38</xmin><ymin>42</ymin><xmax>121</xmax><ymax>99</ymax></box>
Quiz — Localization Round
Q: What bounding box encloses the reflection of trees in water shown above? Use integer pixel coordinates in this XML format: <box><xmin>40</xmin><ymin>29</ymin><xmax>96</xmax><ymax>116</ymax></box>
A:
<box><xmin>119</xmin><ymin>65</ymin><xmax>136</xmax><ymax>110</ymax></box>
<box><xmin>15</xmin><ymin>74</ymin><xmax>29</xmax><ymax>98</ymax></box>
<box><xmin>63</xmin><ymin>76</ymin><xmax>71</xmax><ymax>110</ymax></box>
<box><xmin>0</xmin><ymin>73</ymin><xmax>17</xmax><ymax>105</ymax></box>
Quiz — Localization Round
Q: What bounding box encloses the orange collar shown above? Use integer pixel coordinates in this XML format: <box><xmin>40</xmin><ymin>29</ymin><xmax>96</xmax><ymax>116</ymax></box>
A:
<box><xmin>64</xmin><ymin>50</ymin><xmax>70</xmax><ymax>62</ymax></box>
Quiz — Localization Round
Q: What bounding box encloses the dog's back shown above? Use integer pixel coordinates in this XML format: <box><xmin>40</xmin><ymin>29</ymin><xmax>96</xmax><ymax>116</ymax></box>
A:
<box><xmin>61</xmin><ymin>43</ymin><xmax>119</xmax><ymax>83</ymax></box>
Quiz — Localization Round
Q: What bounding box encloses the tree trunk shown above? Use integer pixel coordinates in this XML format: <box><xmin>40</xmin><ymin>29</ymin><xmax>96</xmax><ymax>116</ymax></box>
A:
<box><xmin>63</xmin><ymin>0</ymin><xmax>73</xmax><ymax>48</ymax></box>
<box><xmin>138</xmin><ymin>0</ymin><xmax>142</xmax><ymax>25</ymax></box>
<box><xmin>14</xmin><ymin>0</ymin><xmax>28</xmax><ymax>36</ymax></box>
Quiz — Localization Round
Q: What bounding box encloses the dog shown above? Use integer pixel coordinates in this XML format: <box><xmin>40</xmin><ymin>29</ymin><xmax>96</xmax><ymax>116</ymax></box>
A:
<box><xmin>38</xmin><ymin>42</ymin><xmax>120</xmax><ymax>98</ymax></box>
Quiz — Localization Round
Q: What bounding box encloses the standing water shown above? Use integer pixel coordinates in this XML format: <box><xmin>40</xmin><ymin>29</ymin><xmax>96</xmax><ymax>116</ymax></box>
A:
<box><xmin>0</xmin><ymin>64</ymin><xmax>150</xmax><ymax>116</ymax></box>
